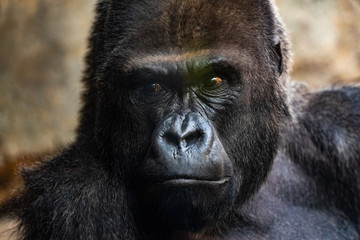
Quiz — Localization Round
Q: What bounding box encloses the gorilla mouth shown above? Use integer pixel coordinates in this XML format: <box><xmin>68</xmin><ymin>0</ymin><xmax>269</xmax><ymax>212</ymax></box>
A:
<box><xmin>161</xmin><ymin>177</ymin><xmax>231</xmax><ymax>187</ymax></box>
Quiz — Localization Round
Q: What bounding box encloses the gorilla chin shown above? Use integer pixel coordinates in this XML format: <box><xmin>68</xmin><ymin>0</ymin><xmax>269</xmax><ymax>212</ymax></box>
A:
<box><xmin>138</xmin><ymin>176</ymin><xmax>236</xmax><ymax>231</ymax></box>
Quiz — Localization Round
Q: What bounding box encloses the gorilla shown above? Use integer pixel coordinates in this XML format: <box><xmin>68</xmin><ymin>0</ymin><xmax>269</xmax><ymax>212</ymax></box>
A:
<box><xmin>1</xmin><ymin>0</ymin><xmax>360</xmax><ymax>239</ymax></box>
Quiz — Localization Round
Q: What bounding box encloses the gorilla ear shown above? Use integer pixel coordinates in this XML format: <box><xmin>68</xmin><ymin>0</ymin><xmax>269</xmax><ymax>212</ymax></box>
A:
<box><xmin>273</xmin><ymin>35</ymin><xmax>284</xmax><ymax>75</ymax></box>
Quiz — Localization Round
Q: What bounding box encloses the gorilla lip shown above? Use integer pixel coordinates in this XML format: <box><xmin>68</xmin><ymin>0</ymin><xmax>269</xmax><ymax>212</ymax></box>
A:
<box><xmin>161</xmin><ymin>177</ymin><xmax>231</xmax><ymax>187</ymax></box>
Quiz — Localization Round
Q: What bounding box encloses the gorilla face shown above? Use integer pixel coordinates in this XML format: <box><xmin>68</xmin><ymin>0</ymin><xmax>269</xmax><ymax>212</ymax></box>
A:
<box><xmin>129</xmin><ymin>54</ymin><xmax>237</xmax><ymax>230</ymax></box>
<box><xmin>93</xmin><ymin>0</ymin><xmax>290</xmax><ymax>231</ymax></box>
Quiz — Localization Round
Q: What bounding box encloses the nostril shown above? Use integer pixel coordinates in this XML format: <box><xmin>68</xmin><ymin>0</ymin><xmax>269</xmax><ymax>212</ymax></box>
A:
<box><xmin>162</xmin><ymin>132</ymin><xmax>180</xmax><ymax>147</ymax></box>
<box><xmin>161</xmin><ymin>130</ymin><xmax>203</xmax><ymax>148</ymax></box>
<box><xmin>182</xmin><ymin>130</ymin><xmax>203</xmax><ymax>148</ymax></box>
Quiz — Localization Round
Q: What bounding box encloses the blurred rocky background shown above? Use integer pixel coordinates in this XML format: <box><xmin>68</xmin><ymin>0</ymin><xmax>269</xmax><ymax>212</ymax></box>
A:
<box><xmin>0</xmin><ymin>0</ymin><xmax>94</xmax><ymax>237</ymax></box>
<box><xmin>0</xmin><ymin>0</ymin><xmax>359</xmax><ymax>238</ymax></box>
<box><xmin>278</xmin><ymin>0</ymin><xmax>360</xmax><ymax>88</ymax></box>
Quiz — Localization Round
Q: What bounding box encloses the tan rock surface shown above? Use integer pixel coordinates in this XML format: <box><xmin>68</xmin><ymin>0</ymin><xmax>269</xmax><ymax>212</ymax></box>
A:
<box><xmin>0</xmin><ymin>221</ymin><xmax>18</xmax><ymax>240</ymax></box>
<box><xmin>0</xmin><ymin>0</ymin><xmax>94</xmax><ymax>164</ymax></box>
<box><xmin>277</xmin><ymin>0</ymin><xmax>360</xmax><ymax>88</ymax></box>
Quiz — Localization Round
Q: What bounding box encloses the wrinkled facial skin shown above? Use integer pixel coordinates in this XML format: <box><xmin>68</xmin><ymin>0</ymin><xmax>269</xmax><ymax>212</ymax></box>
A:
<box><xmin>93</xmin><ymin>0</ymin><xmax>289</xmax><ymax>233</ymax></box>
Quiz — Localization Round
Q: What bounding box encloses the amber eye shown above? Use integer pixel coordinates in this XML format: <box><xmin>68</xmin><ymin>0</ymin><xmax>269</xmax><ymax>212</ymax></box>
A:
<box><xmin>212</xmin><ymin>77</ymin><xmax>222</xmax><ymax>85</ymax></box>
<box><xmin>205</xmin><ymin>77</ymin><xmax>223</xmax><ymax>87</ymax></box>
<box><xmin>145</xmin><ymin>83</ymin><xmax>163</xmax><ymax>92</ymax></box>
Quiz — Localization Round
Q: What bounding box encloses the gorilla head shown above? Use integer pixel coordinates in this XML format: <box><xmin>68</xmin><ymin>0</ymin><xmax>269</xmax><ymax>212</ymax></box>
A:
<box><xmin>79</xmin><ymin>0</ymin><xmax>291</xmax><ymax>232</ymax></box>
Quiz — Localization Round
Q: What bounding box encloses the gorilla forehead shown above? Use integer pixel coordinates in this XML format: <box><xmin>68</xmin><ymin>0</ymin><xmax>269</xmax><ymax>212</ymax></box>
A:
<box><xmin>109</xmin><ymin>0</ymin><xmax>276</xmax><ymax>50</ymax></box>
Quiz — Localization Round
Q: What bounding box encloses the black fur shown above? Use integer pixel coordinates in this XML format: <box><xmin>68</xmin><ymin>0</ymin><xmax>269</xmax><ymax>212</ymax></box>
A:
<box><xmin>1</xmin><ymin>0</ymin><xmax>359</xmax><ymax>239</ymax></box>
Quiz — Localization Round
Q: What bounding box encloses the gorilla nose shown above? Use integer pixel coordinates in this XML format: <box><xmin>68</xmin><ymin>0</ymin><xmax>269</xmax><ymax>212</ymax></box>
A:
<box><xmin>162</xmin><ymin>114</ymin><xmax>208</xmax><ymax>150</ymax></box>
<box><xmin>163</xmin><ymin>129</ymin><xmax>202</xmax><ymax>149</ymax></box>
<box><xmin>159</xmin><ymin>113</ymin><xmax>213</xmax><ymax>153</ymax></box>
<box><xmin>150</xmin><ymin>113</ymin><xmax>230</xmax><ymax>182</ymax></box>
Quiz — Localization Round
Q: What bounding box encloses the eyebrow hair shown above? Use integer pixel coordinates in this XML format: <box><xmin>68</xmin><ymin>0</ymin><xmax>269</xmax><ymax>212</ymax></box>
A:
<box><xmin>126</xmin><ymin>56</ymin><xmax>238</xmax><ymax>89</ymax></box>
<box><xmin>124</xmin><ymin>50</ymin><xmax>212</xmax><ymax>70</ymax></box>
<box><xmin>126</xmin><ymin>51</ymin><xmax>234</xmax><ymax>73</ymax></box>
<box><xmin>127</xmin><ymin>56</ymin><xmax>234</xmax><ymax>79</ymax></box>
<box><xmin>187</xmin><ymin>57</ymin><xmax>233</xmax><ymax>70</ymax></box>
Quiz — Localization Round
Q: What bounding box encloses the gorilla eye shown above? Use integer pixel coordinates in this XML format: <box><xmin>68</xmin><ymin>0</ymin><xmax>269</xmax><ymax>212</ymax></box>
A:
<box><xmin>204</xmin><ymin>77</ymin><xmax>223</xmax><ymax>87</ymax></box>
<box><xmin>144</xmin><ymin>83</ymin><xmax>163</xmax><ymax>92</ymax></box>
